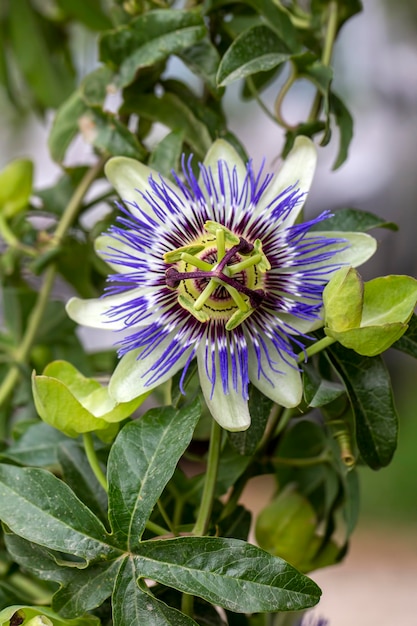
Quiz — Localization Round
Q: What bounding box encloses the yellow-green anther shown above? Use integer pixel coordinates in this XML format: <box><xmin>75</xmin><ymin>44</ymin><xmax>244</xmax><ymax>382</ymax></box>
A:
<box><xmin>204</xmin><ymin>220</ymin><xmax>240</xmax><ymax>245</ymax></box>
<box><xmin>194</xmin><ymin>279</ymin><xmax>218</xmax><ymax>310</ymax></box>
<box><xmin>180</xmin><ymin>252</ymin><xmax>213</xmax><ymax>271</ymax></box>
<box><xmin>216</xmin><ymin>228</ymin><xmax>226</xmax><ymax>261</ymax></box>
<box><xmin>226</xmin><ymin>307</ymin><xmax>256</xmax><ymax>331</ymax></box>
<box><xmin>164</xmin><ymin>244</ymin><xmax>205</xmax><ymax>263</ymax></box>
<box><xmin>178</xmin><ymin>295</ymin><xmax>211</xmax><ymax>323</ymax></box>
<box><xmin>254</xmin><ymin>239</ymin><xmax>271</xmax><ymax>271</ymax></box>
<box><xmin>228</xmin><ymin>253</ymin><xmax>263</xmax><ymax>274</ymax></box>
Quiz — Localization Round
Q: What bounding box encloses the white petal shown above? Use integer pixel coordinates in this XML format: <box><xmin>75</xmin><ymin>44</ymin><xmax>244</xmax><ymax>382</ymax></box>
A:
<box><xmin>199</xmin><ymin>139</ymin><xmax>248</xmax><ymax>222</ymax></box>
<box><xmin>196</xmin><ymin>342</ymin><xmax>250</xmax><ymax>432</ymax></box>
<box><xmin>66</xmin><ymin>290</ymin><xmax>146</xmax><ymax>330</ymax></box>
<box><xmin>293</xmin><ymin>231</ymin><xmax>377</xmax><ymax>277</ymax></box>
<box><xmin>254</xmin><ymin>136</ymin><xmax>317</xmax><ymax>225</ymax></box>
<box><xmin>276</xmin><ymin>312</ymin><xmax>324</xmax><ymax>335</ymax></box>
<box><xmin>94</xmin><ymin>234</ymin><xmax>138</xmax><ymax>273</ymax></box>
<box><xmin>247</xmin><ymin>336</ymin><xmax>303</xmax><ymax>408</ymax></box>
<box><xmin>109</xmin><ymin>338</ymin><xmax>193</xmax><ymax>403</ymax></box>
<box><xmin>105</xmin><ymin>156</ymin><xmax>183</xmax><ymax>223</ymax></box>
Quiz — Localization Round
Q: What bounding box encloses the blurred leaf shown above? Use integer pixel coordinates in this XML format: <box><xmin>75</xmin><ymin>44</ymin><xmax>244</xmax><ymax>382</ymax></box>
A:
<box><xmin>0</xmin><ymin>159</ymin><xmax>33</xmax><ymax>219</ymax></box>
<box><xmin>48</xmin><ymin>91</ymin><xmax>88</xmax><ymax>163</ymax></box>
<box><xmin>311</xmin><ymin>207</ymin><xmax>398</xmax><ymax>232</ymax></box>
<box><xmin>121</xmin><ymin>92</ymin><xmax>212</xmax><ymax>158</ymax></box>
<box><xmin>228</xmin><ymin>385</ymin><xmax>272</xmax><ymax>455</ymax></box>
<box><xmin>107</xmin><ymin>400</ymin><xmax>201</xmax><ymax>549</ymax></box>
<box><xmin>113</xmin><ymin>557</ymin><xmax>199</xmax><ymax>626</ymax></box>
<box><xmin>179</xmin><ymin>38</ymin><xmax>221</xmax><ymax>95</ymax></box>
<box><xmin>81</xmin><ymin>65</ymin><xmax>115</xmax><ymax>107</ymax></box>
<box><xmin>217</xmin><ymin>24</ymin><xmax>292</xmax><ymax>87</ymax></box>
<box><xmin>330</xmin><ymin>92</ymin><xmax>354</xmax><ymax>169</ymax></box>
<box><xmin>393</xmin><ymin>313</ymin><xmax>417</xmax><ymax>358</ymax></box>
<box><xmin>255</xmin><ymin>486</ymin><xmax>318</xmax><ymax>570</ymax></box>
<box><xmin>148</xmin><ymin>131</ymin><xmax>184</xmax><ymax>180</ymax></box>
<box><xmin>240</xmin><ymin>0</ymin><xmax>300</xmax><ymax>52</ymax></box>
<box><xmin>328</xmin><ymin>344</ymin><xmax>398</xmax><ymax>469</ymax></box>
<box><xmin>9</xmin><ymin>0</ymin><xmax>74</xmax><ymax>109</ymax></box>
<box><xmin>0</xmin><ymin>422</ymin><xmax>69</xmax><ymax>467</ymax></box>
<box><xmin>36</xmin><ymin>167</ymin><xmax>90</xmax><ymax>216</ymax></box>
<box><xmin>78</xmin><ymin>109</ymin><xmax>146</xmax><ymax>159</ymax></box>
<box><xmin>134</xmin><ymin>537</ymin><xmax>321</xmax><ymax>612</ymax></box>
<box><xmin>55</xmin><ymin>0</ymin><xmax>112</xmax><ymax>31</ymax></box>
<box><xmin>99</xmin><ymin>9</ymin><xmax>206</xmax><ymax>88</ymax></box>
<box><xmin>302</xmin><ymin>363</ymin><xmax>345</xmax><ymax>408</ymax></box>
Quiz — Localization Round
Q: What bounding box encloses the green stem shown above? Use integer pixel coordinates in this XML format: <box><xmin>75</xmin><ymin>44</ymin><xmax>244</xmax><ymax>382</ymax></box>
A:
<box><xmin>308</xmin><ymin>0</ymin><xmax>338</xmax><ymax>122</ymax></box>
<box><xmin>274</xmin><ymin>63</ymin><xmax>297</xmax><ymax>130</ymax></box>
<box><xmin>0</xmin><ymin>158</ymin><xmax>106</xmax><ymax>431</ymax></box>
<box><xmin>246</xmin><ymin>76</ymin><xmax>277</xmax><ymax>124</ymax></box>
<box><xmin>192</xmin><ymin>419</ymin><xmax>222</xmax><ymax>536</ymax></box>
<box><xmin>83</xmin><ymin>433</ymin><xmax>108</xmax><ymax>492</ymax></box>
<box><xmin>181</xmin><ymin>593</ymin><xmax>194</xmax><ymax>618</ymax></box>
<box><xmin>145</xmin><ymin>519</ymin><xmax>171</xmax><ymax>536</ymax></box>
<box><xmin>271</xmin><ymin>451</ymin><xmax>331</xmax><ymax>467</ymax></box>
<box><xmin>298</xmin><ymin>335</ymin><xmax>336</xmax><ymax>362</ymax></box>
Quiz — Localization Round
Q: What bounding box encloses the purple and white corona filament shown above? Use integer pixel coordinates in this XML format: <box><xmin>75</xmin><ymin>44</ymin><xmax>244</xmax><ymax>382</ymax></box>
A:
<box><xmin>66</xmin><ymin>137</ymin><xmax>376</xmax><ymax>431</ymax></box>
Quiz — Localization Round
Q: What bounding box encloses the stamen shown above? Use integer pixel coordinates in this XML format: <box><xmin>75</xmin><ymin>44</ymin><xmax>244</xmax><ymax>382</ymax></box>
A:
<box><xmin>194</xmin><ymin>279</ymin><xmax>217</xmax><ymax>310</ymax></box>
<box><xmin>216</xmin><ymin>228</ymin><xmax>226</xmax><ymax>261</ymax></box>
<box><xmin>180</xmin><ymin>252</ymin><xmax>212</xmax><ymax>271</ymax></box>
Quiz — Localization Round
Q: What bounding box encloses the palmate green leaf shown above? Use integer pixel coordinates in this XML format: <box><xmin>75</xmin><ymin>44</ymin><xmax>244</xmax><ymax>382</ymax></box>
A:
<box><xmin>99</xmin><ymin>9</ymin><xmax>206</xmax><ymax>88</ymax></box>
<box><xmin>217</xmin><ymin>25</ymin><xmax>292</xmax><ymax>87</ymax></box>
<box><xmin>121</xmin><ymin>92</ymin><xmax>212</xmax><ymax>159</ymax></box>
<box><xmin>52</xmin><ymin>559</ymin><xmax>123</xmax><ymax>617</ymax></box>
<box><xmin>113</xmin><ymin>557</ymin><xmax>199</xmax><ymax>626</ymax></box>
<box><xmin>0</xmin><ymin>464</ymin><xmax>120</xmax><ymax>560</ymax></box>
<box><xmin>311</xmin><ymin>207</ymin><xmax>398</xmax><ymax>232</ymax></box>
<box><xmin>328</xmin><ymin>344</ymin><xmax>398</xmax><ymax>469</ymax></box>
<box><xmin>0</xmin><ymin>605</ymin><xmax>99</xmax><ymax>626</ymax></box>
<box><xmin>107</xmin><ymin>401</ymin><xmax>201</xmax><ymax>550</ymax></box>
<box><xmin>134</xmin><ymin>537</ymin><xmax>321</xmax><ymax>613</ymax></box>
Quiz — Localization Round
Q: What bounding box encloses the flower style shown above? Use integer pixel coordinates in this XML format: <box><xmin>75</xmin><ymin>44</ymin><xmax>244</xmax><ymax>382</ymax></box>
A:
<box><xmin>66</xmin><ymin>137</ymin><xmax>376</xmax><ymax>431</ymax></box>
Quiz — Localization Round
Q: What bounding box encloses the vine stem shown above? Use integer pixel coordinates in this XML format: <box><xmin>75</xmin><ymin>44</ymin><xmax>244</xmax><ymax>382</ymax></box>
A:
<box><xmin>297</xmin><ymin>335</ymin><xmax>336</xmax><ymax>362</ymax></box>
<box><xmin>83</xmin><ymin>433</ymin><xmax>108</xmax><ymax>492</ymax></box>
<box><xmin>0</xmin><ymin>157</ymin><xmax>106</xmax><ymax>433</ymax></box>
<box><xmin>308</xmin><ymin>0</ymin><xmax>338</xmax><ymax>122</ymax></box>
<box><xmin>192</xmin><ymin>419</ymin><xmax>222</xmax><ymax>536</ymax></box>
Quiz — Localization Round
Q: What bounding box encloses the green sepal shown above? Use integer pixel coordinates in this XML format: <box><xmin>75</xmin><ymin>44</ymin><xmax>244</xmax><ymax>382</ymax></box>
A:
<box><xmin>32</xmin><ymin>360</ymin><xmax>147</xmax><ymax>440</ymax></box>
<box><xmin>325</xmin><ymin>273</ymin><xmax>417</xmax><ymax>356</ymax></box>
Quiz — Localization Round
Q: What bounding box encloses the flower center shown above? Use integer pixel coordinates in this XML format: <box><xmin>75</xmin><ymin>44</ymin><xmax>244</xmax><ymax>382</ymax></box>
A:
<box><xmin>164</xmin><ymin>221</ymin><xmax>270</xmax><ymax>330</ymax></box>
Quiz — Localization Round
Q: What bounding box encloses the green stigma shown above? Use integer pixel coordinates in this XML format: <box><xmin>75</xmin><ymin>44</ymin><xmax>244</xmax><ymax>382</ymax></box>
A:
<box><xmin>164</xmin><ymin>222</ymin><xmax>269</xmax><ymax>329</ymax></box>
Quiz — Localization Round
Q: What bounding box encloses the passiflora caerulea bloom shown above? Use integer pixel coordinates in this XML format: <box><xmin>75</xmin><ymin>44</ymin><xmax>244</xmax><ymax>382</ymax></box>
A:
<box><xmin>66</xmin><ymin>137</ymin><xmax>376</xmax><ymax>431</ymax></box>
